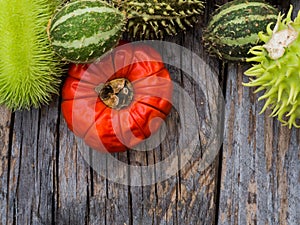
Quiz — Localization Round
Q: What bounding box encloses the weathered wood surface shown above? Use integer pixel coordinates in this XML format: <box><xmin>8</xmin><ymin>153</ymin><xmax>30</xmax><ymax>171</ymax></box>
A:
<box><xmin>0</xmin><ymin>1</ymin><xmax>299</xmax><ymax>225</ymax></box>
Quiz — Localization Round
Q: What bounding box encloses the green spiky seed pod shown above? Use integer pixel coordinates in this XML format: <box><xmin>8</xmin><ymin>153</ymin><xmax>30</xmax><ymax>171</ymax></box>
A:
<box><xmin>244</xmin><ymin>6</ymin><xmax>300</xmax><ymax>128</ymax></box>
<box><xmin>203</xmin><ymin>0</ymin><xmax>278</xmax><ymax>62</ymax></box>
<box><xmin>0</xmin><ymin>0</ymin><xmax>64</xmax><ymax>110</ymax></box>
<box><xmin>48</xmin><ymin>0</ymin><xmax>126</xmax><ymax>63</ymax></box>
<box><xmin>113</xmin><ymin>0</ymin><xmax>204</xmax><ymax>39</ymax></box>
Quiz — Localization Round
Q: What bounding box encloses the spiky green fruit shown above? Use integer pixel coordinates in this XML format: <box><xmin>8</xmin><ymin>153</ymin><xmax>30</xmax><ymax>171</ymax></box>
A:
<box><xmin>203</xmin><ymin>0</ymin><xmax>278</xmax><ymax>62</ymax></box>
<box><xmin>113</xmin><ymin>0</ymin><xmax>204</xmax><ymax>39</ymax></box>
<box><xmin>48</xmin><ymin>0</ymin><xmax>126</xmax><ymax>63</ymax></box>
<box><xmin>0</xmin><ymin>0</ymin><xmax>64</xmax><ymax>110</ymax></box>
<box><xmin>244</xmin><ymin>6</ymin><xmax>300</xmax><ymax>128</ymax></box>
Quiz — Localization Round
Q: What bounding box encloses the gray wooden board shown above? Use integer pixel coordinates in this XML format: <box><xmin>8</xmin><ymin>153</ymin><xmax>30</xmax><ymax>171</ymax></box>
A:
<box><xmin>0</xmin><ymin>1</ymin><xmax>299</xmax><ymax>225</ymax></box>
<box><xmin>5</xmin><ymin>98</ymin><xmax>60</xmax><ymax>225</ymax></box>
<box><xmin>219</xmin><ymin>63</ymin><xmax>300</xmax><ymax>225</ymax></box>
<box><xmin>0</xmin><ymin>107</ymin><xmax>11</xmax><ymax>225</ymax></box>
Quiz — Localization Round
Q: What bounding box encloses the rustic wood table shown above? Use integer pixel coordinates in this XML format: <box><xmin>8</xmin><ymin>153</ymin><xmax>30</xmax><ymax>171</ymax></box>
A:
<box><xmin>0</xmin><ymin>1</ymin><xmax>299</xmax><ymax>224</ymax></box>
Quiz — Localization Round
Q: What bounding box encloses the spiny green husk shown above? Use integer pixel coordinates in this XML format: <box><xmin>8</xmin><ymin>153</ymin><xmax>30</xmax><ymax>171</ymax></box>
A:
<box><xmin>244</xmin><ymin>6</ymin><xmax>300</xmax><ymax>128</ymax></box>
<box><xmin>48</xmin><ymin>0</ymin><xmax>126</xmax><ymax>63</ymax></box>
<box><xmin>0</xmin><ymin>0</ymin><xmax>64</xmax><ymax>110</ymax></box>
<box><xmin>203</xmin><ymin>0</ymin><xmax>278</xmax><ymax>62</ymax></box>
<box><xmin>113</xmin><ymin>0</ymin><xmax>204</xmax><ymax>39</ymax></box>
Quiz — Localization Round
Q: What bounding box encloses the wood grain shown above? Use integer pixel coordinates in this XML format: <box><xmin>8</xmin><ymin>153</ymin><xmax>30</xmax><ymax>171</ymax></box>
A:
<box><xmin>0</xmin><ymin>1</ymin><xmax>299</xmax><ymax>225</ymax></box>
<box><xmin>0</xmin><ymin>106</ymin><xmax>12</xmax><ymax>225</ymax></box>
<box><xmin>5</xmin><ymin>98</ymin><xmax>60</xmax><ymax>225</ymax></box>
<box><xmin>219</xmin><ymin>63</ymin><xmax>300</xmax><ymax>225</ymax></box>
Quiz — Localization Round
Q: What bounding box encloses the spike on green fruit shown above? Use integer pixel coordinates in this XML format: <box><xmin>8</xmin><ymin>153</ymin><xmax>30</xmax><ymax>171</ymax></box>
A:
<box><xmin>244</xmin><ymin>5</ymin><xmax>300</xmax><ymax>128</ymax></box>
<box><xmin>0</xmin><ymin>0</ymin><xmax>64</xmax><ymax>110</ymax></box>
<box><xmin>203</xmin><ymin>0</ymin><xmax>278</xmax><ymax>62</ymax></box>
<box><xmin>113</xmin><ymin>0</ymin><xmax>204</xmax><ymax>39</ymax></box>
<box><xmin>48</xmin><ymin>0</ymin><xmax>126</xmax><ymax>63</ymax></box>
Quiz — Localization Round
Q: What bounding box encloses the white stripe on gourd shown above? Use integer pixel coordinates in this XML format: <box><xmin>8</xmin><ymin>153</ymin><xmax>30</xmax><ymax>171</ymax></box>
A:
<box><xmin>220</xmin><ymin>34</ymin><xmax>258</xmax><ymax>46</ymax></box>
<box><xmin>50</xmin><ymin>7</ymin><xmax>118</xmax><ymax>31</ymax></box>
<box><xmin>209</xmin><ymin>2</ymin><xmax>274</xmax><ymax>25</ymax></box>
<box><xmin>211</xmin><ymin>15</ymin><xmax>278</xmax><ymax>34</ymax></box>
<box><xmin>52</xmin><ymin>26</ymin><xmax>120</xmax><ymax>48</ymax></box>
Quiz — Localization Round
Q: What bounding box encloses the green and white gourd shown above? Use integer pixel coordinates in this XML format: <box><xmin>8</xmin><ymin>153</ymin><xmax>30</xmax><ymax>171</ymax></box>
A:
<box><xmin>203</xmin><ymin>0</ymin><xmax>278</xmax><ymax>62</ymax></box>
<box><xmin>48</xmin><ymin>0</ymin><xmax>126</xmax><ymax>63</ymax></box>
<box><xmin>113</xmin><ymin>0</ymin><xmax>204</xmax><ymax>39</ymax></box>
<box><xmin>244</xmin><ymin>6</ymin><xmax>300</xmax><ymax>128</ymax></box>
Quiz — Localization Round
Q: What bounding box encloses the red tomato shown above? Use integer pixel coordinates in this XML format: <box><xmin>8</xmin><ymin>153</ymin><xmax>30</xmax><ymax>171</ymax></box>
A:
<box><xmin>61</xmin><ymin>43</ymin><xmax>173</xmax><ymax>153</ymax></box>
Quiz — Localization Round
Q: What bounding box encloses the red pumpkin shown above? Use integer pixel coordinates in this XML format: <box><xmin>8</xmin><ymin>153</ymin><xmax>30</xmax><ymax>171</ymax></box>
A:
<box><xmin>61</xmin><ymin>43</ymin><xmax>173</xmax><ymax>153</ymax></box>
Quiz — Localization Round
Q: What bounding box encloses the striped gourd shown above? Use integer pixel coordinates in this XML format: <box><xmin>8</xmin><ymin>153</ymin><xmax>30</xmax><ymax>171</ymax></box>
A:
<box><xmin>48</xmin><ymin>0</ymin><xmax>126</xmax><ymax>63</ymax></box>
<box><xmin>112</xmin><ymin>0</ymin><xmax>204</xmax><ymax>39</ymax></box>
<box><xmin>203</xmin><ymin>0</ymin><xmax>278</xmax><ymax>62</ymax></box>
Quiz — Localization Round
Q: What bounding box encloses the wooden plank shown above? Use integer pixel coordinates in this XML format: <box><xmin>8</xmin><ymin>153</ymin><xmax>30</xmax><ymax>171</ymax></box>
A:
<box><xmin>219</xmin><ymin>62</ymin><xmax>300</xmax><ymax>225</ymax></box>
<box><xmin>127</xmin><ymin>34</ymin><xmax>184</xmax><ymax>225</ymax></box>
<box><xmin>172</xmin><ymin>23</ymin><xmax>223</xmax><ymax>225</ymax></box>
<box><xmin>88</xmin><ymin>167</ymin><xmax>107</xmax><ymax>225</ymax></box>
<box><xmin>104</xmin><ymin>164</ymin><xmax>131</xmax><ymax>225</ymax></box>
<box><xmin>36</xmin><ymin>99</ymin><xmax>60</xmax><ymax>225</ymax></box>
<box><xmin>0</xmin><ymin>106</ymin><xmax>12</xmax><ymax>225</ymax></box>
<box><xmin>86</xmin><ymin>138</ymin><xmax>132</xmax><ymax>225</ymax></box>
<box><xmin>6</xmin><ymin>98</ymin><xmax>59</xmax><ymax>225</ymax></box>
<box><xmin>8</xmin><ymin>109</ymin><xmax>42</xmax><ymax>225</ymax></box>
<box><xmin>56</xmin><ymin>106</ymin><xmax>91</xmax><ymax>225</ymax></box>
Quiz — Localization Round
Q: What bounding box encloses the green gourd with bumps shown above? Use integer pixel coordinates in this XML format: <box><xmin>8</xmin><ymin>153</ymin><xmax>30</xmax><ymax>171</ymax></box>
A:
<box><xmin>113</xmin><ymin>0</ymin><xmax>204</xmax><ymax>39</ymax></box>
